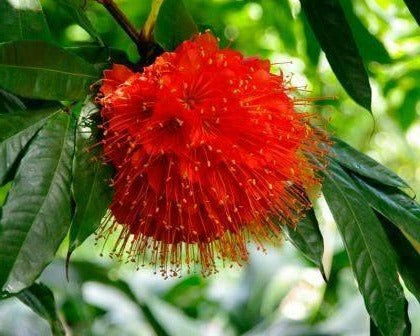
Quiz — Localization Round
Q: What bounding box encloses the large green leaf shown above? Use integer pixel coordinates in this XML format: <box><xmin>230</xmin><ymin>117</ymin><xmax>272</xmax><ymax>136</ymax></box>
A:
<box><xmin>0</xmin><ymin>0</ymin><xmax>50</xmax><ymax>42</ymax></box>
<box><xmin>351</xmin><ymin>175</ymin><xmax>420</xmax><ymax>243</ymax></box>
<box><xmin>281</xmin><ymin>209</ymin><xmax>326</xmax><ymax>279</ymax></box>
<box><xmin>0</xmin><ymin>112</ymin><xmax>75</xmax><ymax>293</ymax></box>
<box><xmin>0</xmin><ymin>40</ymin><xmax>99</xmax><ymax>101</ymax></box>
<box><xmin>379</xmin><ymin>213</ymin><xmax>420</xmax><ymax>302</ymax></box>
<box><xmin>322</xmin><ymin>160</ymin><xmax>410</xmax><ymax>336</ymax></box>
<box><xmin>300</xmin><ymin>11</ymin><xmax>321</xmax><ymax>66</ymax></box>
<box><xmin>68</xmin><ymin>102</ymin><xmax>113</xmax><ymax>257</ymax></box>
<box><xmin>154</xmin><ymin>0</ymin><xmax>198</xmax><ymax>50</ymax></box>
<box><xmin>403</xmin><ymin>0</ymin><xmax>420</xmax><ymax>25</ymax></box>
<box><xmin>0</xmin><ymin>104</ymin><xmax>59</xmax><ymax>142</ymax></box>
<box><xmin>57</xmin><ymin>0</ymin><xmax>103</xmax><ymax>44</ymax></box>
<box><xmin>331</xmin><ymin>137</ymin><xmax>408</xmax><ymax>188</ymax></box>
<box><xmin>340</xmin><ymin>0</ymin><xmax>391</xmax><ymax>64</ymax></box>
<box><xmin>17</xmin><ymin>282</ymin><xmax>65</xmax><ymax>335</ymax></box>
<box><xmin>0</xmin><ymin>104</ymin><xmax>61</xmax><ymax>184</ymax></box>
<box><xmin>300</xmin><ymin>0</ymin><xmax>372</xmax><ymax>111</ymax></box>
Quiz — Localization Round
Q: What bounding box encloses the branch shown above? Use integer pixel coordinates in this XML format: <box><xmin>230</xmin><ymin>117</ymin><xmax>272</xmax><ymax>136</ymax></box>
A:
<box><xmin>96</xmin><ymin>0</ymin><xmax>163</xmax><ymax>65</ymax></box>
<box><xmin>95</xmin><ymin>0</ymin><xmax>139</xmax><ymax>45</ymax></box>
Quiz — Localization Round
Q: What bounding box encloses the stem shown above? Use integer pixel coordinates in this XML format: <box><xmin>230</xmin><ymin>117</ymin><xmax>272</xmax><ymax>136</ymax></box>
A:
<box><xmin>96</xmin><ymin>0</ymin><xmax>163</xmax><ymax>65</ymax></box>
<box><xmin>95</xmin><ymin>0</ymin><xmax>139</xmax><ymax>45</ymax></box>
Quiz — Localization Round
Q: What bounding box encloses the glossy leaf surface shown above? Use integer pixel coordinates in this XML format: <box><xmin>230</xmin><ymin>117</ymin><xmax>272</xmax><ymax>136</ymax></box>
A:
<box><xmin>68</xmin><ymin>102</ymin><xmax>113</xmax><ymax>257</ymax></box>
<box><xmin>0</xmin><ymin>0</ymin><xmax>50</xmax><ymax>42</ymax></box>
<box><xmin>300</xmin><ymin>0</ymin><xmax>372</xmax><ymax>111</ymax></box>
<box><xmin>0</xmin><ymin>112</ymin><xmax>74</xmax><ymax>293</ymax></box>
<box><xmin>17</xmin><ymin>282</ymin><xmax>65</xmax><ymax>335</ymax></box>
<box><xmin>322</xmin><ymin>161</ymin><xmax>410</xmax><ymax>336</ymax></box>
<box><xmin>0</xmin><ymin>40</ymin><xmax>99</xmax><ymax>100</ymax></box>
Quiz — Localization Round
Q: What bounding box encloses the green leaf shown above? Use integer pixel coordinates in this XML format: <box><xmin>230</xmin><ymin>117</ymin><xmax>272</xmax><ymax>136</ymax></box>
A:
<box><xmin>331</xmin><ymin>137</ymin><xmax>408</xmax><ymax>188</ymax></box>
<box><xmin>154</xmin><ymin>0</ymin><xmax>198</xmax><ymax>50</ymax></box>
<box><xmin>68</xmin><ymin>102</ymin><xmax>113</xmax><ymax>257</ymax></box>
<box><xmin>0</xmin><ymin>40</ymin><xmax>99</xmax><ymax>101</ymax></box>
<box><xmin>0</xmin><ymin>0</ymin><xmax>50</xmax><ymax>42</ymax></box>
<box><xmin>351</xmin><ymin>175</ymin><xmax>420</xmax><ymax>245</ymax></box>
<box><xmin>17</xmin><ymin>282</ymin><xmax>65</xmax><ymax>336</ymax></box>
<box><xmin>66</xmin><ymin>46</ymin><xmax>130</xmax><ymax>72</ymax></box>
<box><xmin>299</xmin><ymin>0</ymin><xmax>372</xmax><ymax>111</ymax></box>
<box><xmin>370</xmin><ymin>319</ymin><xmax>382</xmax><ymax>336</ymax></box>
<box><xmin>379</xmin><ymin>212</ymin><xmax>420</xmax><ymax>302</ymax></box>
<box><xmin>0</xmin><ymin>112</ymin><xmax>75</xmax><ymax>293</ymax></box>
<box><xmin>340</xmin><ymin>0</ymin><xmax>391</xmax><ymax>64</ymax></box>
<box><xmin>57</xmin><ymin>0</ymin><xmax>103</xmax><ymax>44</ymax></box>
<box><xmin>0</xmin><ymin>104</ymin><xmax>61</xmax><ymax>184</ymax></box>
<box><xmin>403</xmin><ymin>0</ymin><xmax>420</xmax><ymax>26</ymax></box>
<box><xmin>281</xmin><ymin>209</ymin><xmax>326</xmax><ymax>279</ymax></box>
<box><xmin>300</xmin><ymin>11</ymin><xmax>321</xmax><ymax>66</ymax></box>
<box><xmin>322</xmin><ymin>160</ymin><xmax>410</xmax><ymax>336</ymax></box>
<box><xmin>0</xmin><ymin>89</ymin><xmax>26</xmax><ymax>113</ymax></box>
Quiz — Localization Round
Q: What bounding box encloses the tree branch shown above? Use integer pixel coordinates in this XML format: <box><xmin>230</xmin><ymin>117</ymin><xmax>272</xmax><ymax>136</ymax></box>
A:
<box><xmin>95</xmin><ymin>0</ymin><xmax>139</xmax><ymax>45</ymax></box>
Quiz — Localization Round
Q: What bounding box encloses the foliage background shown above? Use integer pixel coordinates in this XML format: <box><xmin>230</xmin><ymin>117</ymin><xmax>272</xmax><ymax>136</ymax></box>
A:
<box><xmin>0</xmin><ymin>0</ymin><xmax>419</xmax><ymax>335</ymax></box>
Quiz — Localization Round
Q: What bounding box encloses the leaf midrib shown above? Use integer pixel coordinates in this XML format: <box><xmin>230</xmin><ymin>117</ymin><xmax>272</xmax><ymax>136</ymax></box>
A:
<box><xmin>354</xmin><ymin>176</ymin><xmax>420</xmax><ymax>243</ymax></box>
<box><xmin>324</xmin><ymin>168</ymin><xmax>393</xmax><ymax>330</ymax></box>
<box><xmin>0</xmin><ymin>63</ymin><xmax>97</xmax><ymax>78</ymax></box>
<box><xmin>1</xmin><ymin>109</ymin><xmax>60</xmax><ymax>143</ymax></box>
<box><xmin>4</xmin><ymin>114</ymin><xmax>71</xmax><ymax>288</ymax></box>
<box><xmin>332</xmin><ymin>138</ymin><xmax>407</xmax><ymax>188</ymax></box>
<box><xmin>286</xmin><ymin>227</ymin><xmax>321</xmax><ymax>263</ymax></box>
<box><xmin>0</xmin><ymin>109</ymin><xmax>62</xmax><ymax>184</ymax></box>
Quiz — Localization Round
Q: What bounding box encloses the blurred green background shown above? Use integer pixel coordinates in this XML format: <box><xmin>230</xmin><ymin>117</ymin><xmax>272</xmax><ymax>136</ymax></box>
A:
<box><xmin>0</xmin><ymin>0</ymin><xmax>419</xmax><ymax>335</ymax></box>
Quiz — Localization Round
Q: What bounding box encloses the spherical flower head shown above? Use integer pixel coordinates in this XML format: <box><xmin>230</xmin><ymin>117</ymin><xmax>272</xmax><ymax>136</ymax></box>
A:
<box><xmin>97</xmin><ymin>32</ymin><xmax>329</xmax><ymax>276</ymax></box>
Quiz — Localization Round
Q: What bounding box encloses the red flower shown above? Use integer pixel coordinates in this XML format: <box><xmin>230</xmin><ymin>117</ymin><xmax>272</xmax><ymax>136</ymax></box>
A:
<box><xmin>98</xmin><ymin>32</ymin><xmax>328</xmax><ymax>276</ymax></box>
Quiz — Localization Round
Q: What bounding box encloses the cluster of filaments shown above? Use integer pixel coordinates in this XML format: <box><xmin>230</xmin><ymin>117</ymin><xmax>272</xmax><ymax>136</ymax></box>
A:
<box><xmin>96</xmin><ymin>33</ymin><xmax>328</xmax><ymax>277</ymax></box>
